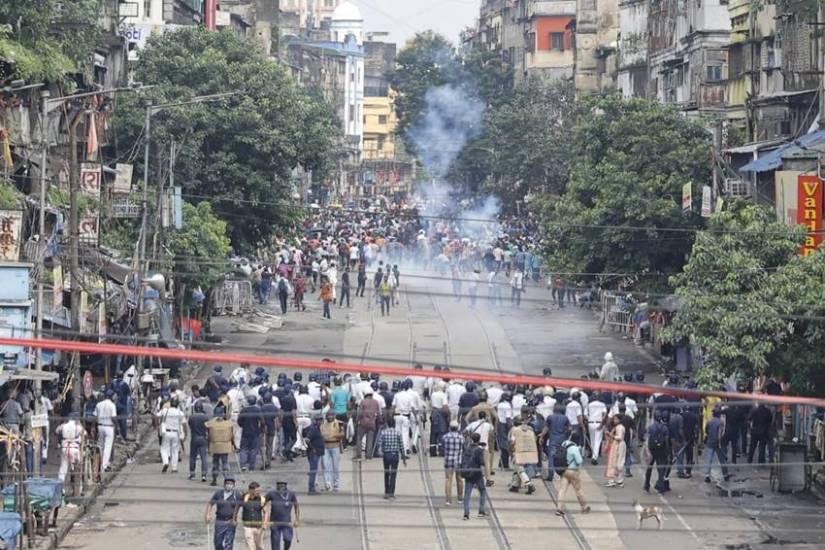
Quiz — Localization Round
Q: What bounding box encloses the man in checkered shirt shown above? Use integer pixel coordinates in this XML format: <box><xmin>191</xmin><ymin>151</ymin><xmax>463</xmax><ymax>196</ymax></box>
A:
<box><xmin>441</xmin><ymin>421</ymin><xmax>465</xmax><ymax>505</ymax></box>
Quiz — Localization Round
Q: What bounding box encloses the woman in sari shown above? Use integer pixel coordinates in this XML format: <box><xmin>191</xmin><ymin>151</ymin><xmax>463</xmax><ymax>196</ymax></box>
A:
<box><xmin>605</xmin><ymin>415</ymin><xmax>626</xmax><ymax>487</ymax></box>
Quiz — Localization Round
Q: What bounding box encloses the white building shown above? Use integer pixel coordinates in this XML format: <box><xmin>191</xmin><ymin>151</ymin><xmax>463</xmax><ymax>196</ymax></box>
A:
<box><xmin>330</xmin><ymin>1</ymin><xmax>364</xmax><ymax>153</ymax></box>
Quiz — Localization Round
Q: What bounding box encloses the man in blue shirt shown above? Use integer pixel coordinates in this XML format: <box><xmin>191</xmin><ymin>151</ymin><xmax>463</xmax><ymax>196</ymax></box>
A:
<box><xmin>330</xmin><ymin>378</ymin><xmax>350</xmax><ymax>424</ymax></box>
<box><xmin>543</xmin><ymin>404</ymin><xmax>570</xmax><ymax>481</ymax></box>
<box><xmin>704</xmin><ymin>406</ymin><xmax>731</xmax><ymax>482</ymax></box>
<box><xmin>644</xmin><ymin>411</ymin><xmax>672</xmax><ymax>493</ymax></box>
<box><xmin>204</xmin><ymin>476</ymin><xmax>241</xmax><ymax>550</ymax></box>
<box><xmin>304</xmin><ymin>416</ymin><xmax>326</xmax><ymax>494</ymax></box>
<box><xmin>264</xmin><ymin>481</ymin><xmax>300</xmax><ymax>550</ymax></box>
<box><xmin>260</xmin><ymin>392</ymin><xmax>279</xmax><ymax>470</ymax></box>
<box><xmin>238</xmin><ymin>395</ymin><xmax>262</xmax><ymax>472</ymax></box>
<box><xmin>554</xmin><ymin>437</ymin><xmax>590</xmax><ymax>516</ymax></box>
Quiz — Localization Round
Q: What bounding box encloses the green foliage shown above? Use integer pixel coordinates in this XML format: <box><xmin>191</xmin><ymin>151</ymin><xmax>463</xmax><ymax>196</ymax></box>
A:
<box><xmin>453</xmin><ymin>78</ymin><xmax>574</xmax><ymax>208</ymax></box>
<box><xmin>389</xmin><ymin>32</ymin><xmax>459</xmax><ymax>149</ymax></box>
<box><xmin>113</xmin><ymin>27</ymin><xmax>340</xmax><ymax>251</ymax></box>
<box><xmin>166</xmin><ymin>201</ymin><xmax>231</xmax><ymax>290</ymax></box>
<box><xmin>662</xmin><ymin>203</ymin><xmax>825</xmax><ymax>395</ymax></box>
<box><xmin>544</xmin><ymin>95</ymin><xmax>711</xmax><ymax>289</ymax></box>
<box><xmin>0</xmin><ymin>178</ymin><xmax>23</xmax><ymax>208</ymax></box>
<box><xmin>0</xmin><ymin>0</ymin><xmax>101</xmax><ymax>83</ymax></box>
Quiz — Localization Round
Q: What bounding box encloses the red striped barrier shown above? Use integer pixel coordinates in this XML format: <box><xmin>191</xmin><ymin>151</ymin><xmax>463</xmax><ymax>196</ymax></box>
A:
<box><xmin>3</xmin><ymin>336</ymin><xmax>824</xmax><ymax>407</ymax></box>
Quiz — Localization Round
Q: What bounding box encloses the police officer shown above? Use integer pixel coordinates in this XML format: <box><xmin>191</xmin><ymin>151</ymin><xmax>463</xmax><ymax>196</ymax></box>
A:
<box><xmin>239</xmin><ymin>395</ymin><xmax>263</xmax><ymax>472</ymax></box>
<box><xmin>188</xmin><ymin>401</ymin><xmax>209</xmax><ymax>482</ymax></box>
<box><xmin>264</xmin><ymin>481</ymin><xmax>301</xmax><ymax>550</ymax></box>
<box><xmin>205</xmin><ymin>476</ymin><xmax>241</xmax><ymax>550</ymax></box>
<box><xmin>260</xmin><ymin>391</ymin><xmax>279</xmax><ymax>470</ymax></box>
<box><xmin>56</xmin><ymin>412</ymin><xmax>85</xmax><ymax>483</ymax></box>
<box><xmin>205</xmin><ymin>366</ymin><xmax>227</xmax><ymax>403</ymax></box>
<box><xmin>159</xmin><ymin>397</ymin><xmax>186</xmax><ymax>474</ymax></box>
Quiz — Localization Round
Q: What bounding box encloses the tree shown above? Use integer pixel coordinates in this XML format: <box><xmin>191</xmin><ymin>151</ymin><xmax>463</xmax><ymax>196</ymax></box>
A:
<box><xmin>662</xmin><ymin>203</ymin><xmax>803</xmax><ymax>389</ymax></box>
<box><xmin>544</xmin><ymin>95</ymin><xmax>711</xmax><ymax>287</ymax></box>
<box><xmin>0</xmin><ymin>0</ymin><xmax>101</xmax><ymax>84</ymax></box>
<box><xmin>389</xmin><ymin>31</ymin><xmax>459</xmax><ymax>150</ymax></box>
<box><xmin>167</xmin><ymin>201</ymin><xmax>231</xmax><ymax>291</ymax></box>
<box><xmin>113</xmin><ymin>27</ymin><xmax>340</xmax><ymax>251</ymax></box>
<box><xmin>459</xmin><ymin>78</ymin><xmax>574</xmax><ymax>209</ymax></box>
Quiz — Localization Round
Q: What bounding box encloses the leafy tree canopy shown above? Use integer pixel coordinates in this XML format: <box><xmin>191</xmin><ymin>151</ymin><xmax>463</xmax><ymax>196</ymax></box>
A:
<box><xmin>167</xmin><ymin>201</ymin><xmax>232</xmax><ymax>290</ymax></box>
<box><xmin>662</xmin><ymin>202</ymin><xmax>825</xmax><ymax>396</ymax></box>
<box><xmin>114</xmin><ymin>27</ymin><xmax>340</xmax><ymax>251</ymax></box>
<box><xmin>0</xmin><ymin>0</ymin><xmax>101</xmax><ymax>84</ymax></box>
<box><xmin>544</xmin><ymin>95</ymin><xmax>711</xmax><ymax>288</ymax></box>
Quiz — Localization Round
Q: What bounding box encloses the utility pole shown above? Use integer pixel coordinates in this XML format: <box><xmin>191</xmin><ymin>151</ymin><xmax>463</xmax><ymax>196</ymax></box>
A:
<box><xmin>68</xmin><ymin>112</ymin><xmax>84</xmax><ymax>413</ymax></box>
<box><xmin>35</xmin><ymin>90</ymin><xmax>50</xmax><ymax>388</ymax></box>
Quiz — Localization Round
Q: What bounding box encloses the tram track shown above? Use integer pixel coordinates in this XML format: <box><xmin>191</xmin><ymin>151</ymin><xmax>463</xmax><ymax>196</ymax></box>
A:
<box><xmin>468</xmin><ymin>307</ymin><xmax>590</xmax><ymax>550</ymax></box>
<box><xmin>354</xmin><ymin>298</ymin><xmax>376</xmax><ymax>550</ymax></box>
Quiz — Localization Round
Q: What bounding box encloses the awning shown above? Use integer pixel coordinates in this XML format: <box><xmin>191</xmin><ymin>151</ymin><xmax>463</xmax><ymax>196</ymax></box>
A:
<box><xmin>724</xmin><ymin>138</ymin><xmax>785</xmax><ymax>155</ymax></box>
<box><xmin>739</xmin><ymin>130</ymin><xmax>825</xmax><ymax>172</ymax></box>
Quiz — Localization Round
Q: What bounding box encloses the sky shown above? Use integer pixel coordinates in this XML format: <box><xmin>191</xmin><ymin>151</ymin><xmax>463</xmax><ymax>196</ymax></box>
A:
<box><xmin>351</xmin><ymin>0</ymin><xmax>481</xmax><ymax>47</ymax></box>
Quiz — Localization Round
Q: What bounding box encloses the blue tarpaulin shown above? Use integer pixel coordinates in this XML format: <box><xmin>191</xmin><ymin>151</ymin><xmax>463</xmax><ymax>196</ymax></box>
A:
<box><xmin>0</xmin><ymin>512</ymin><xmax>22</xmax><ymax>550</ymax></box>
<box><xmin>739</xmin><ymin>130</ymin><xmax>825</xmax><ymax>172</ymax></box>
<box><xmin>2</xmin><ymin>478</ymin><xmax>63</xmax><ymax>512</ymax></box>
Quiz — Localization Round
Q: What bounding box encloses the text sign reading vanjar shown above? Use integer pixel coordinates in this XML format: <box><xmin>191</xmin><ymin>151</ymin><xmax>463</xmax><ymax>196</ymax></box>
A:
<box><xmin>797</xmin><ymin>175</ymin><xmax>823</xmax><ymax>256</ymax></box>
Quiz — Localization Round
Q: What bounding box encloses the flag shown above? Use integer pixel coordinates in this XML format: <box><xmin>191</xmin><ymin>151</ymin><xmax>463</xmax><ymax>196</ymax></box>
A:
<box><xmin>0</xmin><ymin>128</ymin><xmax>13</xmax><ymax>170</ymax></box>
<box><xmin>86</xmin><ymin>112</ymin><xmax>98</xmax><ymax>159</ymax></box>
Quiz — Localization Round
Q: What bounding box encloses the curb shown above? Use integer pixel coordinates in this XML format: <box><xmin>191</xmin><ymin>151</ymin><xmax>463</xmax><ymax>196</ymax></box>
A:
<box><xmin>35</xmin><ymin>361</ymin><xmax>207</xmax><ymax>550</ymax></box>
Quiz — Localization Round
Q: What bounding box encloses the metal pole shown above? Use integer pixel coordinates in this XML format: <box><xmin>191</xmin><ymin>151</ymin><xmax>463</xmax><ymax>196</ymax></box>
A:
<box><xmin>137</xmin><ymin>102</ymin><xmax>151</xmax><ymax>400</ymax></box>
<box><xmin>68</xmin><ymin>113</ymin><xmax>84</xmax><ymax>413</ymax></box>
<box><xmin>35</xmin><ymin>90</ymin><xmax>50</xmax><ymax>388</ymax></box>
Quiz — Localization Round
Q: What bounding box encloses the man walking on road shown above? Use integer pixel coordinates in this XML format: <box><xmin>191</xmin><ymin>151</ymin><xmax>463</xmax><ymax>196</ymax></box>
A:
<box><xmin>705</xmin><ymin>406</ymin><xmax>732</xmax><ymax>482</ymax></box>
<box><xmin>441</xmin><ymin>421</ymin><xmax>465</xmax><ymax>505</ymax></box>
<box><xmin>235</xmin><ymin>481</ymin><xmax>266</xmax><ymax>550</ymax></box>
<box><xmin>55</xmin><ymin>412</ymin><xmax>85</xmax><ymax>483</ymax></box>
<box><xmin>206</xmin><ymin>414</ymin><xmax>234</xmax><ymax>486</ymax></box>
<box><xmin>239</xmin><ymin>395</ymin><xmax>262</xmax><ymax>472</ymax></box>
<box><xmin>264</xmin><ymin>481</ymin><xmax>301</xmax><ymax>550</ymax></box>
<box><xmin>188</xmin><ymin>402</ymin><xmax>209</xmax><ymax>481</ymax></box>
<box><xmin>205</xmin><ymin>476</ymin><xmax>241</xmax><ymax>550</ymax></box>
<box><xmin>321</xmin><ymin>411</ymin><xmax>344</xmax><ymax>491</ymax></box>
<box><xmin>95</xmin><ymin>390</ymin><xmax>117</xmax><ymax>472</ymax></box>
<box><xmin>555</xmin><ymin>437</ymin><xmax>591</xmax><ymax>516</ymax></box>
<box><xmin>377</xmin><ymin>417</ymin><xmax>406</xmax><ymax>499</ymax></box>
<box><xmin>461</xmin><ymin>433</ymin><xmax>488</xmax><ymax>520</ymax></box>
<box><xmin>339</xmin><ymin>268</ymin><xmax>351</xmax><ymax>308</ymax></box>
<box><xmin>305</xmin><ymin>415</ymin><xmax>326</xmax><ymax>494</ymax></box>
<box><xmin>508</xmin><ymin>417</ymin><xmax>537</xmax><ymax>495</ymax></box>
<box><xmin>354</xmin><ymin>391</ymin><xmax>380</xmax><ymax>460</ymax></box>
<box><xmin>644</xmin><ymin>411</ymin><xmax>673</xmax><ymax>493</ymax></box>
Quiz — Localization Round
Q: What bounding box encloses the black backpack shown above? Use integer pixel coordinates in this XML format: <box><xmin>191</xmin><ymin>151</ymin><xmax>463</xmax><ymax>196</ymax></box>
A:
<box><xmin>554</xmin><ymin>442</ymin><xmax>572</xmax><ymax>476</ymax></box>
<box><xmin>459</xmin><ymin>445</ymin><xmax>479</xmax><ymax>480</ymax></box>
<box><xmin>649</xmin><ymin>424</ymin><xmax>668</xmax><ymax>451</ymax></box>
<box><xmin>278</xmin><ymin>278</ymin><xmax>288</xmax><ymax>293</ymax></box>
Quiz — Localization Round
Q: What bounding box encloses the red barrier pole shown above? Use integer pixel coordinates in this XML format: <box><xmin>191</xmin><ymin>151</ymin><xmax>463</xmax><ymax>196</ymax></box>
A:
<box><xmin>4</xmin><ymin>336</ymin><xmax>824</xmax><ymax>407</ymax></box>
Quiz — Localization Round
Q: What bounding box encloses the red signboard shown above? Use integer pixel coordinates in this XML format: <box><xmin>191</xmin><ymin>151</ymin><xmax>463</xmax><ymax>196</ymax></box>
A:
<box><xmin>797</xmin><ymin>175</ymin><xmax>824</xmax><ymax>256</ymax></box>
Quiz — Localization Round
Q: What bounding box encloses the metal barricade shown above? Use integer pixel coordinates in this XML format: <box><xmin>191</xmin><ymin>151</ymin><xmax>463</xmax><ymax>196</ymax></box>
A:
<box><xmin>213</xmin><ymin>279</ymin><xmax>253</xmax><ymax>316</ymax></box>
<box><xmin>601</xmin><ymin>292</ymin><xmax>633</xmax><ymax>334</ymax></box>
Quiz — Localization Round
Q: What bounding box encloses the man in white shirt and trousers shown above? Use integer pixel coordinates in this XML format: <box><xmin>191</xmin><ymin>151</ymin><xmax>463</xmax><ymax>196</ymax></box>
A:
<box><xmin>95</xmin><ymin>391</ymin><xmax>118</xmax><ymax>471</ymax></box>
<box><xmin>158</xmin><ymin>397</ymin><xmax>187</xmax><ymax>473</ymax></box>
<box><xmin>56</xmin><ymin>412</ymin><xmax>85</xmax><ymax>482</ymax></box>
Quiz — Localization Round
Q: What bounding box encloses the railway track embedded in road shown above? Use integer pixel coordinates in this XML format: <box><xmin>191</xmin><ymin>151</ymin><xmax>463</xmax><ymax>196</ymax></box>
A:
<box><xmin>354</xmin><ymin>301</ymin><xmax>377</xmax><ymax>550</ymax></box>
<box><xmin>469</xmin><ymin>307</ymin><xmax>590</xmax><ymax>550</ymax></box>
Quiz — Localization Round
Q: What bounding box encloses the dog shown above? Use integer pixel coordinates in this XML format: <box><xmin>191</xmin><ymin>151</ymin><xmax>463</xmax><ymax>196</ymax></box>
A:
<box><xmin>634</xmin><ymin>499</ymin><xmax>664</xmax><ymax>530</ymax></box>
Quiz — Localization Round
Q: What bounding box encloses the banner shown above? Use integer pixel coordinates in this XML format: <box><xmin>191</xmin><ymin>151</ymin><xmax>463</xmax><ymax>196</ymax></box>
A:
<box><xmin>113</xmin><ymin>163</ymin><xmax>133</xmax><ymax>194</ymax></box>
<box><xmin>0</xmin><ymin>209</ymin><xmax>23</xmax><ymax>261</ymax></box>
<box><xmin>701</xmin><ymin>185</ymin><xmax>712</xmax><ymax>217</ymax></box>
<box><xmin>79</xmin><ymin>163</ymin><xmax>101</xmax><ymax>197</ymax></box>
<box><xmin>682</xmin><ymin>182</ymin><xmax>692</xmax><ymax>212</ymax></box>
<box><xmin>79</xmin><ymin>214</ymin><xmax>99</xmax><ymax>244</ymax></box>
<box><xmin>797</xmin><ymin>175</ymin><xmax>823</xmax><ymax>256</ymax></box>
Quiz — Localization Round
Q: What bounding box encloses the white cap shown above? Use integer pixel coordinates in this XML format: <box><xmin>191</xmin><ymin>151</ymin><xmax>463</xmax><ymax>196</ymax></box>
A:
<box><xmin>604</xmin><ymin>352</ymin><xmax>613</xmax><ymax>362</ymax></box>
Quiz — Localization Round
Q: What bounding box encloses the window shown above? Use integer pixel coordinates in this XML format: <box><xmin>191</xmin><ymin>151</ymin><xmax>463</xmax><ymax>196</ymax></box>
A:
<box><xmin>144</xmin><ymin>0</ymin><xmax>152</xmax><ymax>18</ymax></box>
<box><xmin>706</xmin><ymin>65</ymin><xmax>723</xmax><ymax>82</ymax></box>
<box><xmin>378</xmin><ymin>115</ymin><xmax>388</xmax><ymax>125</ymax></box>
<box><xmin>550</xmin><ymin>32</ymin><xmax>565</xmax><ymax>52</ymax></box>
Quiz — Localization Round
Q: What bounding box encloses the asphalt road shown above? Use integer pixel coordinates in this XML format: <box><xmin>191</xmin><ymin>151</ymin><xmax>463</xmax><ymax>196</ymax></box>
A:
<box><xmin>59</xmin><ymin>269</ymin><xmax>825</xmax><ymax>549</ymax></box>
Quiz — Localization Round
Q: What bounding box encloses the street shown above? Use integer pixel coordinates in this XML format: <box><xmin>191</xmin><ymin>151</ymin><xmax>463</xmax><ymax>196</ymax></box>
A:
<box><xmin>58</xmin><ymin>271</ymin><xmax>823</xmax><ymax>550</ymax></box>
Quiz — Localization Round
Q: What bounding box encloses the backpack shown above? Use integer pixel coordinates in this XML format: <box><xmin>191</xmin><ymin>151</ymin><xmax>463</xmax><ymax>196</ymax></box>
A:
<box><xmin>554</xmin><ymin>441</ymin><xmax>572</xmax><ymax>476</ymax></box>
<box><xmin>459</xmin><ymin>444</ymin><xmax>480</xmax><ymax>480</ymax></box>
<box><xmin>278</xmin><ymin>278</ymin><xmax>288</xmax><ymax>293</ymax></box>
<box><xmin>649</xmin><ymin>424</ymin><xmax>668</xmax><ymax>451</ymax></box>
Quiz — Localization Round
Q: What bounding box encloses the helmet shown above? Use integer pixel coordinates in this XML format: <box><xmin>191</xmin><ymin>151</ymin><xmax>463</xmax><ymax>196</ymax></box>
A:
<box><xmin>360</xmin><ymin>372</ymin><xmax>369</xmax><ymax>381</ymax></box>
<box><xmin>309</xmin><ymin>373</ymin><xmax>318</xmax><ymax>382</ymax></box>
<box><xmin>465</xmin><ymin>382</ymin><xmax>476</xmax><ymax>392</ymax></box>
<box><xmin>604</xmin><ymin>352</ymin><xmax>614</xmax><ymax>362</ymax></box>
<box><xmin>542</xmin><ymin>367</ymin><xmax>553</xmax><ymax>377</ymax></box>
<box><xmin>277</xmin><ymin>372</ymin><xmax>287</xmax><ymax>380</ymax></box>
<box><xmin>623</xmin><ymin>373</ymin><xmax>633</xmax><ymax>382</ymax></box>
<box><xmin>501</xmin><ymin>392</ymin><xmax>512</xmax><ymax>402</ymax></box>
<box><xmin>414</xmin><ymin>363</ymin><xmax>423</xmax><ymax>370</ymax></box>
<box><xmin>293</xmin><ymin>372</ymin><xmax>303</xmax><ymax>382</ymax></box>
<box><xmin>433</xmin><ymin>365</ymin><xmax>442</xmax><ymax>372</ymax></box>
<box><xmin>370</xmin><ymin>381</ymin><xmax>379</xmax><ymax>391</ymax></box>
<box><xmin>255</xmin><ymin>367</ymin><xmax>266</xmax><ymax>376</ymax></box>
<box><xmin>391</xmin><ymin>380</ymin><xmax>400</xmax><ymax>392</ymax></box>
<box><xmin>635</xmin><ymin>371</ymin><xmax>645</xmax><ymax>383</ymax></box>
<box><xmin>379</xmin><ymin>381</ymin><xmax>388</xmax><ymax>391</ymax></box>
<box><xmin>297</xmin><ymin>384</ymin><xmax>308</xmax><ymax>394</ymax></box>
<box><xmin>505</xmin><ymin>384</ymin><xmax>515</xmax><ymax>392</ymax></box>
<box><xmin>246</xmin><ymin>395</ymin><xmax>257</xmax><ymax>405</ymax></box>
<box><xmin>370</xmin><ymin>372</ymin><xmax>380</xmax><ymax>381</ymax></box>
